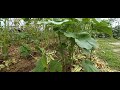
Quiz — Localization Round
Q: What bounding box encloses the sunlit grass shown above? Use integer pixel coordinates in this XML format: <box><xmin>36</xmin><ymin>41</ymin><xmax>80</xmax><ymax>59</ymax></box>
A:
<box><xmin>96</xmin><ymin>38</ymin><xmax>120</xmax><ymax>70</ymax></box>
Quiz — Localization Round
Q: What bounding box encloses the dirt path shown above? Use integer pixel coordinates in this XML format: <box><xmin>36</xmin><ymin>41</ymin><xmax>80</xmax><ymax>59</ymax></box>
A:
<box><xmin>110</xmin><ymin>41</ymin><xmax>120</xmax><ymax>55</ymax></box>
<box><xmin>110</xmin><ymin>42</ymin><xmax>120</xmax><ymax>46</ymax></box>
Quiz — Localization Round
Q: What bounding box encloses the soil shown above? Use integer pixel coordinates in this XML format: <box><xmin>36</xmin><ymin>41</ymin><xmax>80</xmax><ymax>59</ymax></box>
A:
<box><xmin>0</xmin><ymin>44</ymin><xmax>38</xmax><ymax>72</ymax></box>
<box><xmin>1</xmin><ymin>40</ymin><xmax>119</xmax><ymax>72</ymax></box>
<box><xmin>2</xmin><ymin>59</ymin><xmax>36</xmax><ymax>72</ymax></box>
<box><xmin>0</xmin><ymin>41</ymin><xmax>57</xmax><ymax>72</ymax></box>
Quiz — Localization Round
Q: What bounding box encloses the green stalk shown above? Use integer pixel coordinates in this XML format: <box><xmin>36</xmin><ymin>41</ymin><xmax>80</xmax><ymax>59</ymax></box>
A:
<box><xmin>58</xmin><ymin>31</ymin><xmax>65</xmax><ymax>72</ymax></box>
<box><xmin>90</xmin><ymin>49</ymin><xmax>93</xmax><ymax>61</ymax></box>
<box><xmin>2</xmin><ymin>18</ymin><xmax>9</xmax><ymax>60</ymax></box>
<box><xmin>67</xmin><ymin>38</ymin><xmax>75</xmax><ymax>72</ymax></box>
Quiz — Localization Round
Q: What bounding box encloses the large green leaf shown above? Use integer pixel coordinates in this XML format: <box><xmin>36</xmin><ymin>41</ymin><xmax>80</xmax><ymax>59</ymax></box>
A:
<box><xmin>93</xmin><ymin>20</ymin><xmax>113</xmax><ymax>37</ymax></box>
<box><xmin>64</xmin><ymin>32</ymin><xmax>76</xmax><ymax>38</ymax></box>
<box><xmin>49</xmin><ymin>60</ymin><xmax>62</xmax><ymax>72</ymax></box>
<box><xmin>91</xmin><ymin>18</ymin><xmax>100</xmax><ymax>25</ymax></box>
<box><xmin>75</xmin><ymin>39</ymin><xmax>92</xmax><ymax>50</ymax></box>
<box><xmin>82</xmin><ymin>60</ymin><xmax>99</xmax><ymax>72</ymax></box>
<box><xmin>33</xmin><ymin>60</ymin><xmax>45</xmax><ymax>72</ymax></box>
<box><xmin>82</xmin><ymin>18</ymin><xmax>90</xmax><ymax>23</ymax></box>
<box><xmin>75</xmin><ymin>32</ymin><xmax>97</xmax><ymax>50</ymax></box>
<box><xmin>48</xmin><ymin>20</ymin><xmax>69</xmax><ymax>25</ymax></box>
<box><xmin>41</xmin><ymin>55</ymin><xmax>47</xmax><ymax>67</ymax></box>
<box><xmin>64</xmin><ymin>32</ymin><xmax>97</xmax><ymax>50</ymax></box>
<box><xmin>19</xmin><ymin>44</ymin><xmax>31</xmax><ymax>57</ymax></box>
<box><xmin>33</xmin><ymin>55</ymin><xmax>47</xmax><ymax>72</ymax></box>
<box><xmin>22</xmin><ymin>18</ymin><xmax>30</xmax><ymax>21</ymax></box>
<box><xmin>37</xmin><ymin>21</ymin><xmax>50</xmax><ymax>24</ymax></box>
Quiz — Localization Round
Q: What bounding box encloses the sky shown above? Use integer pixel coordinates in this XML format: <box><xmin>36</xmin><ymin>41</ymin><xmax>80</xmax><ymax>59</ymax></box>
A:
<box><xmin>100</xmin><ymin>18</ymin><xmax>120</xmax><ymax>27</ymax></box>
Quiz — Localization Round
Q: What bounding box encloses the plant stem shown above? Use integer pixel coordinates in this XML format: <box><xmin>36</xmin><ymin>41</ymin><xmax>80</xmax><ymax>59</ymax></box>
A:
<box><xmin>90</xmin><ymin>49</ymin><xmax>93</xmax><ymax>61</ymax></box>
<box><xmin>58</xmin><ymin>31</ymin><xmax>66</xmax><ymax>71</ymax></box>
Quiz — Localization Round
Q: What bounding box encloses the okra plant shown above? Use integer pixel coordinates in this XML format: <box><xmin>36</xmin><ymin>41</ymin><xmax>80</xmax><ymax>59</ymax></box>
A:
<box><xmin>1</xmin><ymin>18</ymin><xmax>10</xmax><ymax>60</ymax></box>
<box><xmin>19</xmin><ymin>44</ymin><xmax>31</xmax><ymax>59</ymax></box>
<box><xmin>33</xmin><ymin>18</ymin><xmax>112</xmax><ymax>72</ymax></box>
<box><xmin>1</xmin><ymin>18</ymin><xmax>111</xmax><ymax>72</ymax></box>
<box><xmin>33</xmin><ymin>48</ymin><xmax>62</xmax><ymax>72</ymax></box>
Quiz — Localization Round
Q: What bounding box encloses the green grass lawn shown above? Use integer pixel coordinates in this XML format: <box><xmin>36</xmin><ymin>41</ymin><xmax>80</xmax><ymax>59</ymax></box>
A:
<box><xmin>96</xmin><ymin>38</ymin><xmax>120</xmax><ymax>71</ymax></box>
